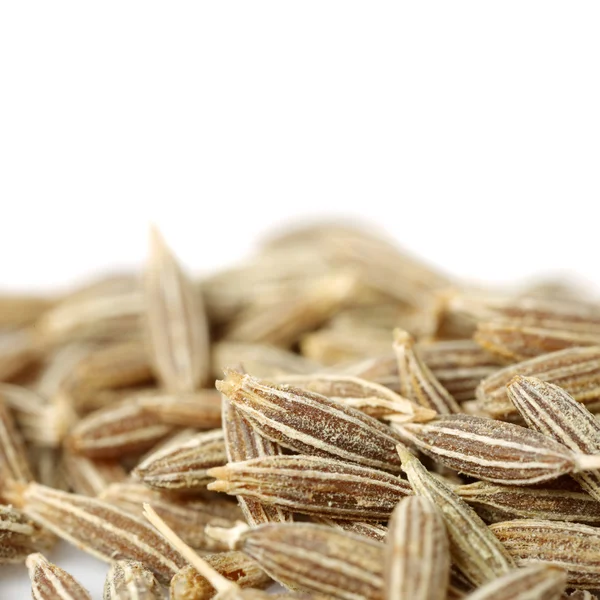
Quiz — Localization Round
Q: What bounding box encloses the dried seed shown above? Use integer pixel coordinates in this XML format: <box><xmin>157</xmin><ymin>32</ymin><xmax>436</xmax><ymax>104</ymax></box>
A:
<box><xmin>208</xmin><ymin>454</ymin><xmax>412</xmax><ymax>520</ymax></box>
<box><xmin>61</xmin><ymin>451</ymin><xmax>127</xmax><ymax>496</ymax></box>
<box><xmin>27</xmin><ymin>552</ymin><xmax>92</xmax><ymax>600</ymax></box>
<box><xmin>273</xmin><ymin>373</ymin><xmax>435</xmax><ymax>422</ymax></box>
<box><xmin>393</xmin><ymin>414</ymin><xmax>579</xmax><ymax>485</ymax></box>
<box><xmin>103</xmin><ymin>559</ymin><xmax>162</xmax><ymax>600</ymax></box>
<box><xmin>224</xmin><ymin>274</ymin><xmax>355</xmax><ymax>348</ymax></box>
<box><xmin>223</xmin><ymin>394</ymin><xmax>293</xmax><ymax>526</ymax></box>
<box><xmin>311</xmin><ymin>518</ymin><xmax>387</xmax><ymax>542</ymax></box>
<box><xmin>144</xmin><ymin>226</ymin><xmax>211</xmax><ymax>392</ymax></box>
<box><xmin>212</xmin><ymin>341</ymin><xmax>321</xmax><ymax>379</ymax></box>
<box><xmin>8</xmin><ymin>482</ymin><xmax>187</xmax><ymax>583</ymax></box>
<box><xmin>100</xmin><ymin>481</ymin><xmax>244</xmax><ymax>551</ymax></box>
<box><xmin>419</xmin><ymin>339</ymin><xmax>502</xmax><ymax>402</ymax></box>
<box><xmin>216</xmin><ymin>369</ymin><xmax>406</xmax><ymax>474</ymax></box>
<box><xmin>393</xmin><ymin>329</ymin><xmax>461</xmax><ymax>414</ymax></box>
<box><xmin>65</xmin><ymin>397</ymin><xmax>175</xmax><ymax>459</ymax></box>
<box><xmin>463</xmin><ymin>564</ymin><xmax>567</xmax><ymax>600</ymax></box>
<box><xmin>60</xmin><ymin>340</ymin><xmax>154</xmax><ymax>413</ymax></box>
<box><xmin>133</xmin><ymin>429</ymin><xmax>226</xmax><ymax>492</ymax></box>
<box><xmin>170</xmin><ymin>553</ymin><xmax>271</xmax><ymax>600</ymax></box>
<box><xmin>398</xmin><ymin>447</ymin><xmax>515</xmax><ymax>586</ymax></box>
<box><xmin>474</xmin><ymin>321</ymin><xmax>600</xmax><ymax>363</ymax></box>
<box><xmin>456</xmin><ymin>481</ymin><xmax>600</xmax><ymax>524</ymax></box>
<box><xmin>136</xmin><ymin>389</ymin><xmax>222</xmax><ymax>429</ymax></box>
<box><xmin>0</xmin><ymin>329</ymin><xmax>38</xmax><ymax>382</ymax></box>
<box><xmin>226</xmin><ymin>522</ymin><xmax>384</xmax><ymax>600</ymax></box>
<box><xmin>0</xmin><ymin>505</ymin><xmax>54</xmax><ymax>564</ymax></box>
<box><xmin>476</xmin><ymin>346</ymin><xmax>600</xmax><ymax>419</ymax></box>
<box><xmin>0</xmin><ymin>395</ymin><xmax>34</xmax><ymax>484</ymax></box>
<box><xmin>384</xmin><ymin>496</ymin><xmax>450</xmax><ymax>600</ymax></box>
<box><xmin>490</xmin><ymin>519</ymin><xmax>600</xmax><ymax>589</ymax></box>
<box><xmin>507</xmin><ymin>375</ymin><xmax>600</xmax><ymax>500</ymax></box>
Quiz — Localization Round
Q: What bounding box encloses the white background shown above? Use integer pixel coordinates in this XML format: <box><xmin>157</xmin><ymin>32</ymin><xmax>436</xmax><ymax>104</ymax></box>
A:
<box><xmin>1</xmin><ymin>2</ymin><xmax>600</xmax><ymax>597</ymax></box>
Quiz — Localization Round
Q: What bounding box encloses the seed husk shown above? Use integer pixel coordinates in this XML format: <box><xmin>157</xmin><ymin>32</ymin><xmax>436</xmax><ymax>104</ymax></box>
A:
<box><xmin>103</xmin><ymin>559</ymin><xmax>163</xmax><ymax>600</ymax></box>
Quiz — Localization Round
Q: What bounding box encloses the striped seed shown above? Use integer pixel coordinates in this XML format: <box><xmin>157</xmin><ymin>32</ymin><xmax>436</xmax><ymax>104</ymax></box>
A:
<box><xmin>222</xmin><ymin>394</ymin><xmax>293</xmax><ymax>526</ymax></box>
<box><xmin>393</xmin><ymin>414</ymin><xmax>580</xmax><ymax>485</ymax></box>
<box><xmin>398</xmin><ymin>447</ymin><xmax>515</xmax><ymax>586</ymax></box>
<box><xmin>65</xmin><ymin>397</ymin><xmax>175</xmax><ymax>459</ymax></box>
<box><xmin>9</xmin><ymin>482</ymin><xmax>187</xmax><ymax>583</ymax></box>
<box><xmin>133</xmin><ymin>429</ymin><xmax>226</xmax><ymax>492</ymax></box>
<box><xmin>144</xmin><ymin>226</ymin><xmax>211</xmax><ymax>392</ymax></box>
<box><xmin>61</xmin><ymin>451</ymin><xmax>127</xmax><ymax>496</ymax></box>
<box><xmin>476</xmin><ymin>346</ymin><xmax>600</xmax><ymax>419</ymax></box>
<box><xmin>456</xmin><ymin>481</ymin><xmax>600</xmax><ymax>525</ymax></box>
<box><xmin>208</xmin><ymin>454</ymin><xmax>412</xmax><ymax>520</ymax></box>
<box><xmin>393</xmin><ymin>329</ymin><xmax>461</xmax><ymax>414</ymax></box>
<box><xmin>507</xmin><ymin>375</ymin><xmax>600</xmax><ymax>500</ymax></box>
<box><xmin>384</xmin><ymin>496</ymin><xmax>450</xmax><ymax>600</ymax></box>
<box><xmin>0</xmin><ymin>396</ymin><xmax>34</xmax><ymax>484</ymax></box>
<box><xmin>100</xmin><ymin>481</ymin><xmax>243</xmax><ymax>551</ymax></box>
<box><xmin>216</xmin><ymin>369</ymin><xmax>406</xmax><ymax>473</ymax></box>
<box><xmin>490</xmin><ymin>519</ymin><xmax>600</xmax><ymax>589</ymax></box>
<box><xmin>26</xmin><ymin>552</ymin><xmax>91</xmax><ymax>600</ymax></box>
<box><xmin>311</xmin><ymin>518</ymin><xmax>387</xmax><ymax>542</ymax></box>
<box><xmin>463</xmin><ymin>564</ymin><xmax>567</xmax><ymax>600</ymax></box>
<box><xmin>273</xmin><ymin>373</ymin><xmax>436</xmax><ymax>422</ymax></box>
<box><xmin>103</xmin><ymin>560</ymin><xmax>162</xmax><ymax>600</ymax></box>
<box><xmin>226</xmin><ymin>522</ymin><xmax>384</xmax><ymax>600</ymax></box>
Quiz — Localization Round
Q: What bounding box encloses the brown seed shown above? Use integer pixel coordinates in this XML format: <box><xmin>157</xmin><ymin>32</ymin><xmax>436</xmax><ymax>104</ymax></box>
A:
<box><xmin>507</xmin><ymin>375</ymin><xmax>600</xmax><ymax>500</ymax></box>
<box><xmin>133</xmin><ymin>429</ymin><xmax>226</xmax><ymax>492</ymax></box>
<box><xmin>227</xmin><ymin>522</ymin><xmax>384</xmax><ymax>600</ymax></box>
<box><xmin>398</xmin><ymin>447</ymin><xmax>515</xmax><ymax>586</ymax></box>
<box><xmin>65</xmin><ymin>397</ymin><xmax>175</xmax><ymax>459</ymax></box>
<box><xmin>475</xmin><ymin>321</ymin><xmax>600</xmax><ymax>363</ymax></box>
<box><xmin>393</xmin><ymin>414</ymin><xmax>579</xmax><ymax>485</ymax></box>
<box><xmin>222</xmin><ymin>394</ymin><xmax>293</xmax><ymax>526</ymax></box>
<box><xmin>490</xmin><ymin>519</ymin><xmax>600</xmax><ymax>589</ymax></box>
<box><xmin>463</xmin><ymin>563</ymin><xmax>567</xmax><ymax>600</ymax></box>
<box><xmin>311</xmin><ymin>518</ymin><xmax>387</xmax><ymax>542</ymax></box>
<box><xmin>208</xmin><ymin>454</ymin><xmax>412</xmax><ymax>520</ymax></box>
<box><xmin>273</xmin><ymin>373</ymin><xmax>436</xmax><ymax>422</ymax></box>
<box><xmin>456</xmin><ymin>480</ymin><xmax>600</xmax><ymax>524</ymax></box>
<box><xmin>103</xmin><ymin>559</ymin><xmax>162</xmax><ymax>600</ymax></box>
<box><xmin>384</xmin><ymin>496</ymin><xmax>450</xmax><ymax>600</ymax></box>
<box><xmin>100</xmin><ymin>481</ymin><xmax>244</xmax><ymax>551</ymax></box>
<box><xmin>476</xmin><ymin>346</ymin><xmax>600</xmax><ymax>419</ymax></box>
<box><xmin>0</xmin><ymin>329</ymin><xmax>38</xmax><ymax>382</ymax></box>
<box><xmin>9</xmin><ymin>482</ymin><xmax>187</xmax><ymax>583</ymax></box>
<box><xmin>216</xmin><ymin>369</ymin><xmax>406</xmax><ymax>473</ymax></box>
<box><xmin>27</xmin><ymin>552</ymin><xmax>91</xmax><ymax>600</ymax></box>
<box><xmin>393</xmin><ymin>329</ymin><xmax>461</xmax><ymax>414</ymax></box>
<box><xmin>61</xmin><ymin>451</ymin><xmax>128</xmax><ymax>496</ymax></box>
<box><xmin>0</xmin><ymin>294</ymin><xmax>55</xmax><ymax>328</ymax></box>
<box><xmin>0</xmin><ymin>395</ymin><xmax>34</xmax><ymax>485</ymax></box>
<box><xmin>144</xmin><ymin>226</ymin><xmax>211</xmax><ymax>392</ymax></box>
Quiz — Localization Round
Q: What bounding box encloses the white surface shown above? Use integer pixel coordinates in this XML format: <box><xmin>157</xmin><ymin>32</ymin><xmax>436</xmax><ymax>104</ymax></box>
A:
<box><xmin>1</xmin><ymin>2</ymin><xmax>600</xmax><ymax>597</ymax></box>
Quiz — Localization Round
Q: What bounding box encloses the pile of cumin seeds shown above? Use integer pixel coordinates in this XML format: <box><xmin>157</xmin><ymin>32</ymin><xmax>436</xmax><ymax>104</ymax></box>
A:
<box><xmin>1</xmin><ymin>223</ymin><xmax>600</xmax><ymax>599</ymax></box>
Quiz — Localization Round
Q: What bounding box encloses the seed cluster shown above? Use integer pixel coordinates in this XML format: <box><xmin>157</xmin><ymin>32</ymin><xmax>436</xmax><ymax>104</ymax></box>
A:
<box><xmin>1</xmin><ymin>223</ymin><xmax>600</xmax><ymax>599</ymax></box>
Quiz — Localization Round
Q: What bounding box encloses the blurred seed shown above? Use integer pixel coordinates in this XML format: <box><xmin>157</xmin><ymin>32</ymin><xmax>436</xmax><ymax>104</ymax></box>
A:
<box><xmin>27</xmin><ymin>552</ymin><xmax>91</xmax><ymax>600</ymax></box>
<box><xmin>0</xmin><ymin>395</ymin><xmax>34</xmax><ymax>484</ymax></box>
<box><xmin>61</xmin><ymin>451</ymin><xmax>127</xmax><ymax>496</ymax></box>
<box><xmin>103</xmin><ymin>559</ymin><xmax>162</xmax><ymax>600</ymax></box>
<box><xmin>0</xmin><ymin>329</ymin><xmax>38</xmax><ymax>382</ymax></box>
